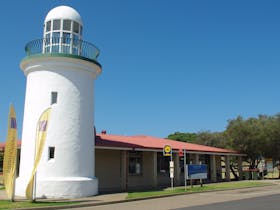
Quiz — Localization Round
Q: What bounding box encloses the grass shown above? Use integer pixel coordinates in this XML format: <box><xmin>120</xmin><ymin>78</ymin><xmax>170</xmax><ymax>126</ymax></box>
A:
<box><xmin>127</xmin><ymin>181</ymin><xmax>272</xmax><ymax>199</ymax></box>
<box><xmin>0</xmin><ymin>200</ymin><xmax>79</xmax><ymax>210</ymax></box>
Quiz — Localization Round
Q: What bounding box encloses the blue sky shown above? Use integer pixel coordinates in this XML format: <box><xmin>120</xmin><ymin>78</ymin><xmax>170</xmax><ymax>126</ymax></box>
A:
<box><xmin>1</xmin><ymin>0</ymin><xmax>280</xmax><ymax>141</ymax></box>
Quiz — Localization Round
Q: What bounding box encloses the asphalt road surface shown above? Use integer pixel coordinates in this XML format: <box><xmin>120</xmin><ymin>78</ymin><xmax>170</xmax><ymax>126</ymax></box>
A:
<box><xmin>70</xmin><ymin>185</ymin><xmax>280</xmax><ymax>210</ymax></box>
<box><xmin>174</xmin><ymin>194</ymin><xmax>280</xmax><ymax>210</ymax></box>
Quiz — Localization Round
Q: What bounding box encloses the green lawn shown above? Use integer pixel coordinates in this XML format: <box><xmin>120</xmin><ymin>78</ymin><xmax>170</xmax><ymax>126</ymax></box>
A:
<box><xmin>0</xmin><ymin>200</ymin><xmax>79</xmax><ymax>210</ymax></box>
<box><xmin>127</xmin><ymin>181</ymin><xmax>272</xmax><ymax>199</ymax></box>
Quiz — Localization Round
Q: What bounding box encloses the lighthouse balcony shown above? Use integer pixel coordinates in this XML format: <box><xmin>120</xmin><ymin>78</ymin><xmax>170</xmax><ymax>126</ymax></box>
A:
<box><xmin>24</xmin><ymin>38</ymin><xmax>100</xmax><ymax>62</ymax></box>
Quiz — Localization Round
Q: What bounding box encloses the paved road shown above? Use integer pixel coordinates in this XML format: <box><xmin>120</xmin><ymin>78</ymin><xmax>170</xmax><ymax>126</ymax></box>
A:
<box><xmin>173</xmin><ymin>194</ymin><xmax>280</xmax><ymax>210</ymax></box>
<box><xmin>70</xmin><ymin>185</ymin><xmax>280</xmax><ymax>210</ymax></box>
<box><xmin>174</xmin><ymin>194</ymin><xmax>280</xmax><ymax>210</ymax></box>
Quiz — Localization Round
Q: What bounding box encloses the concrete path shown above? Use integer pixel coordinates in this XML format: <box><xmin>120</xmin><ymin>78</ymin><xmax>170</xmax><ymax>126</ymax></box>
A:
<box><xmin>0</xmin><ymin>187</ymin><xmax>128</xmax><ymax>209</ymax></box>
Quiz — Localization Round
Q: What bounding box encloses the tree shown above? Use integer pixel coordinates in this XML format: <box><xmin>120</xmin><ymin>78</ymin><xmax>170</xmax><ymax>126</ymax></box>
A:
<box><xmin>167</xmin><ymin>132</ymin><xmax>197</xmax><ymax>143</ymax></box>
<box><xmin>226</xmin><ymin>115</ymin><xmax>268</xmax><ymax>169</ymax></box>
<box><xmin>167</xmin><ymin>113</ymin><xmax>280</xmax><ymax>178</ymax></box>
<box><xmin>195</xmin><ymin>131</ymin><xmax>229</xmax><ymax>148</ymax></box>
<box><xmin>262</xmin><ymin>115</ymin><xmax>280</xmax><ymax>167</ymax></box>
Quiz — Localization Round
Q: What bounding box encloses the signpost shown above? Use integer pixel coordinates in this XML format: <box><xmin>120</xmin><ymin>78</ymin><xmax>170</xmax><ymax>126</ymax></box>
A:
<box><xmin>169</xmin><ymin>160</ymin><xmax>174</xmax><ymax>189</ymax></box>
<box><xmin>183</xmin><ymin>149</ymin><xmax>187</xmax><ymax>191</ymax></box>
<box><xmin>163</xmin><ymin>145</ymin><xmax>173</xmax><ymax>189</ymax></box>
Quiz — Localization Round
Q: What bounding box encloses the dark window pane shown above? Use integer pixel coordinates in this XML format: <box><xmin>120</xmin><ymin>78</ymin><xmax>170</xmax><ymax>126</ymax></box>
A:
<box><xmin>49</xmin><ymin>147</ymin><xmax>55</xmax><ymax>159</ymax></box>
<box><xmin>52</xmin><ymin>32</ymin><xmax>60</xmax><ymax>44</ymax></box>
<box><xmin>157</xmin><ymin>153</ymin><xmax>169</xmax><ymax>174</ymax></box>
<box><xmin>53</xmin><ymin>19</ymin><xmax>61</xmax><ymax>30</ymax></box>
<box><xmin>73</xmin><ymin>34</ymin><xmax>79</xmax><ymax>45</ymax></box>
<box><xmin>52</xmin><ymin>45</ymin><xmax>59</xmax><ymax>52</ymax></box>
<box><xmin>128</xmin><ymin>151</ymin><xmax>142</xmax><ymax>175</ymax></box>
<box><xmin>62</xmin><ymin>33</ymin><xmax>71</xmax><ymax>44</ymax></box>
<box><xmin>45</xmin><ymin>33</ymin><xmax>51</xmax><ymax>45</ymax></box>
<box><xmin>46</xmin><ymin>21</ymin><xmax>51</xmax><ymax>32</ymax></box>
<box><xmin>62</xmin><ymin>46</ymin><xmax>70</xmax><ymax>53</ymax></box>
<box><xmin>51</xmin><ymin>92</ymin><xmax>58</xmax><ymax>104</ymax></box>
<box><xmin>63</xmin><ymin>19</ymin><xmax>71</xmax><ymax>31</ymax></box>
<box><xmin>73</xmin><ymin>21</ymin><xmax>79</xmax><ymax>33</ymax></box>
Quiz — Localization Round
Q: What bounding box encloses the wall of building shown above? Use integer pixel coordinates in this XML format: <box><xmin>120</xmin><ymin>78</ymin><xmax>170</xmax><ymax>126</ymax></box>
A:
<box><xmin>95</xmin><ymin>150</ymin><xmax>172</xmax><ymax>192</ymax></box>
<box><xmin>127</xmin><ymin>151</ymin><xmax>156</xmax><ymax>191</ymax></box>
<box><xmin>95</xmin><ymin>149</ymin><xmax>123</xmax><ymax>192</ymax></box>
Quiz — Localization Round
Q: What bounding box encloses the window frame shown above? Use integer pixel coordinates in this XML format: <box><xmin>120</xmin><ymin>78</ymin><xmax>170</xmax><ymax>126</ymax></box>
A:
<box><xmin>157</xmin><ymin>152</ymin><xmax>170</xmax><ymax>175</ymax></box>
<box><xmin>51</xmin><ymin>91</ymin><xmax>58</xmax><ymax>105</ymax></box>
<box><xmin>48</xmin><ymin>146</ymin><xmax>55</xmax><ymax>160</ymax></box>
<box><xmin>128</xmin><ymin>151</ymin><xmax>143</xmax><ymax>176</ymax></box>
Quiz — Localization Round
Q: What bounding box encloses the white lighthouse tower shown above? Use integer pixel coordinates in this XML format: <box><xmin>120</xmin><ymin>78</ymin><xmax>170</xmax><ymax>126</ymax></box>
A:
<box><xmin>16</xmin><ymin>6</ymin><xmax>101</xmax><ymax>198</ymax></box>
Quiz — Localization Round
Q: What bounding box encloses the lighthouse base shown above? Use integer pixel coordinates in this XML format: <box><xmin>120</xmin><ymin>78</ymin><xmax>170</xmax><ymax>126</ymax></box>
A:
<box><xmin>16</xmin><ymin>176</ymin><xmax>98</xmax><ymax>198</ymax></box>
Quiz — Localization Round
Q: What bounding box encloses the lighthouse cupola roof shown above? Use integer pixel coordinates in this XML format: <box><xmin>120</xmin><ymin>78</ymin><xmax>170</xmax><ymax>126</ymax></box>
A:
<box><xmin>45</xmin><ymin>6</ymin><xmax>83</xmax><ymax>26</ymax></box>
<box><xmin>43</xmin><ymin>6</ymin><xmax>83</xmax><ymax>40</ymax></box>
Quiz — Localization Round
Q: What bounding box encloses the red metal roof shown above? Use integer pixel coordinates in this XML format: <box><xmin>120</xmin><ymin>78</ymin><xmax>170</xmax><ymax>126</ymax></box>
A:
<box><xmin>96</xmin><ymin>134</ymin><xmax>239</xmax><ymax>154</ymax></box>
<box><xmin>0</xmin><ymin>135</ymin><xmax>239</xmax><ymax>154</ymax></box>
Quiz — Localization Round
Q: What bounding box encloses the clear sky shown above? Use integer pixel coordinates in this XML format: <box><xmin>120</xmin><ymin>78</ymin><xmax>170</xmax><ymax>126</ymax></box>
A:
<box><xmin>1</xmin><ymin>0</ymin><xmax>280</xmax><ymax>141</ymax></box>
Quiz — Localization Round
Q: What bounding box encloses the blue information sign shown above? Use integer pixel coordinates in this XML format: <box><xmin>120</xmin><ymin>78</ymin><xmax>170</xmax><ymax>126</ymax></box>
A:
<box><xmin>186</xmin><ymin>164</ymin><xmax>208</xmax><ymax>179</ymax></box>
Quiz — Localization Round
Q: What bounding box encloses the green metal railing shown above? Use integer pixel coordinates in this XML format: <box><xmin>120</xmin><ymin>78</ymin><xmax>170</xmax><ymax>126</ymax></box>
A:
<box><xmin>24</xmin><ymin>38</ymin><xmax>100</xmax><ymax>61</ymax></box>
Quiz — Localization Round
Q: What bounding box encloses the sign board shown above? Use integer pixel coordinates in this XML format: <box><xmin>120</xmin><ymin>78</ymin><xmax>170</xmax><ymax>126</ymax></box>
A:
<box><xmin>169</xmin><ymin>161</ymin><xmax>174</xmax><ymax>178</ymax></box>
<box><xmin>186</xmin><ymin>164</ymin><xmax>207</xmax><ymax>179</ymax></box>
<box><xmin>163</xmin><ymin>145</ymin><xmax>172</xmax><ymax>156</ymax></box>
<box><xmin>170</xmin><ymin>167</ymin><xmax>174</xmax><ymax>178</ymax></box>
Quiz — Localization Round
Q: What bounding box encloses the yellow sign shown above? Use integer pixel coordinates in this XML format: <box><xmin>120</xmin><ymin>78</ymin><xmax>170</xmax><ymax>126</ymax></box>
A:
<box><xmin>163</xmin><ymin>145</ymin><xmax>172</xmax><ymax>156</ymax></box>
<box><xmin>26</xmin><ymin>108</ymin><xmax>51</xmax><ymax>201</ymax></box>
<box><xmin>3</xmin><ymin>104</ymin><xmax>18</xmax><ymax>201</ymax></box>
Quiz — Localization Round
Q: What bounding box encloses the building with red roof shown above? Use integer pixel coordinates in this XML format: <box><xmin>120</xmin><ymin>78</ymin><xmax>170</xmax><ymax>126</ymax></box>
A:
<box><xmin>94</xmin><ymin>133</ymin><xmax>244</xmax><ymax>192</ymax></box>
<box><xmin>1</xmin><ymin>133</ymin><xmax>244</xmax><ymax>192</ymax></box>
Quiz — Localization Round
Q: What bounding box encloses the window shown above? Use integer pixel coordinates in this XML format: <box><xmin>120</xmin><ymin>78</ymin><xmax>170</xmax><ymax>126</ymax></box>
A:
<box><xmin>73</xmin><ymin>21</ymin><xmax>79</xmax><ymax>33</ymax></box>
<box><xmin>157</xmin><ymin>153</ymin><xmax>170</xmax><ymax>174</ymax></box>
<box><xmin>63</xmin><ymin>19</ymin><xmax>71</xmax><ymax>31</ymax></box>
<box><xmin>53</xmin><ymin>19</ymin><xmax>61</xmax><ymax>30</ymax></box>
<box><xmin>51</xmin><ymin>92</ymin><xmax>58</xmax><ymax>105</ymax></box>
<box><xmin>128</xmin><ymin>151</ymin><xmax>142</xmax><ymax>175</ymax></box>
<box><xmin>45</xmin><ymin>33</ymin><xmax>51</xmax><ymax>45</ymax></box>
<box><xmin>62</xmin><ymin>32</ymin><xmax>71</xmax><ymax>44</ymax></box>
<box><xmin>73</xmin><ymin>34</ymin><xmax>79</xmax><ymax>45</ymax></box>
<box><xmin>46</xmin><ymin>21</ymin><xmax>51</xmax><ymax>32</ymax></box>
<box><xmin>49</xmin><ymin>147</ymin><xmax>55</xmax><ymax>160</ymax></box>
<box><xmin>52</xmin><ymin>32</ymin><xmax>60</xmax><ymax>44</ymax></box>
<box><xmin>45</xmin><ymin>46</ymin><xmax>50</xmax><ymax>53</ymax></box>
<box><xmin>72</xmin><ymin>34</ymin><xmax>80</xmax><ymax>55</ymax></box>
<box><xmin>62</xmin><ymin>46</ymin><xmax>70</xmax><ymax>53</ymax></box>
